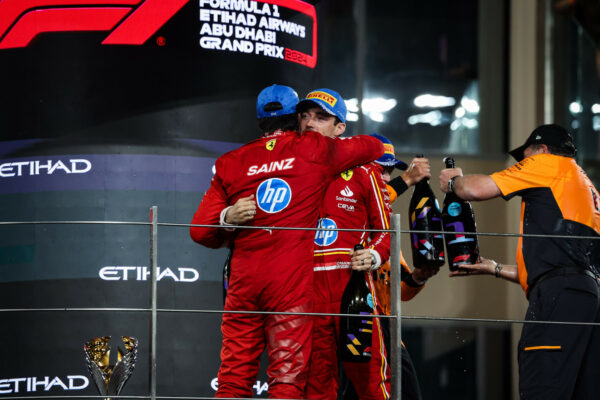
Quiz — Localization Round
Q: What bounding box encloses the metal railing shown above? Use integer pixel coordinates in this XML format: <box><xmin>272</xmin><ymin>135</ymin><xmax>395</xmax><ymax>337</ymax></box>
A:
<box><xmin>1</xmin><ymin>207</ymin><xmax>599</xmax><ymax>399</ymax></box>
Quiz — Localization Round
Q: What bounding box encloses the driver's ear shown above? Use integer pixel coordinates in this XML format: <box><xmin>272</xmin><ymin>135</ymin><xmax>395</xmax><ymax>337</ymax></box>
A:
<box><xmin>334</xmin><ymin>122</ymin><xmax>346</xmax><ymax>137</ymax></box>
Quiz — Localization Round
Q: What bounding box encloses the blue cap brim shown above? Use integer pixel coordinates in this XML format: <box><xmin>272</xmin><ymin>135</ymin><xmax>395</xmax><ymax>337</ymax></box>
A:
<box><xmin>376</xmin><ymin>159</ymin><xmax>408</xmax><ymax>170</ymax></box>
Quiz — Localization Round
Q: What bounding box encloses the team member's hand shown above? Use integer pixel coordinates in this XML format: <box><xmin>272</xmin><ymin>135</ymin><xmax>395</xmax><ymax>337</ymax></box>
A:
<box><xmin>224</xmin><ymin>195</ymin><xmax>256</xmax><ymax>224</ymax></box>
<box><xmin>349</xmin><ymin>248</ymin><xmax>373</xmax><ymax>271</ymax></box>
<box><xmin>439</xmin><ymin>167</ymin><xmax>463</xmax><ymax>193</ymax></box>
<box><xmin>412</xmin><ymin>265</ymin><xmax>440</xmax><ymax>284</ymax></box>
<box><xmin>402</xmin><ymin>157</ymin><xmax>431</xmax><ymax>186</ymax></box>
<box><xmin>449</xmin><ymin>257</ymin><xmax>495</xmax><ymax>277</ymax></box>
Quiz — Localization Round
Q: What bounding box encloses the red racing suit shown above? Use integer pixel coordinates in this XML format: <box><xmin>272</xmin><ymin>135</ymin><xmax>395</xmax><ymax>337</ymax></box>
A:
<box><xmin>190</xmin><ymin>129</ymin><xmax>383</xmax><ymax>399</ymax></box>
<box><xmin>305</xmin><ymin>162</ymin><xmax>392</xmax><ymax>400</ymax></box>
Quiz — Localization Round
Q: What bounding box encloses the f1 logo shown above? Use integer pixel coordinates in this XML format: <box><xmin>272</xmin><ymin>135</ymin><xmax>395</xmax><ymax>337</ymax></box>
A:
<box><xmin>314</xmin><ymin>218</ymin><xmax>338</xmax><ymax>246</ymax></box>
<box><xmin>0</xmin><ymin>0</ymin><xmax>189</xmax><ymax>49</ymax></box>
<box><xmin>256</xmin><ymin>178</ymin><xmax>291</xmax><ymax>213</ymax></box>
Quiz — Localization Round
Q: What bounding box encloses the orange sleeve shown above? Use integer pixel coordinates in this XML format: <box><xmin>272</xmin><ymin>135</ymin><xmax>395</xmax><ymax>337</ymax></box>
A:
<box><xmin>490</xmin><ymin>155</ymin><xmax>556</xmax><ymax>198</ymax></box>
<box><xmin>386</xmin><ymin>184</ymin><xmax>398</xmax><ymax>203</ymax></box>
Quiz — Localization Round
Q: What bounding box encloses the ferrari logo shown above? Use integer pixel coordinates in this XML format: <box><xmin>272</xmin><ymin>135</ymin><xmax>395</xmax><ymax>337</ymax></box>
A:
<box><xmin>266</xmin><ymin>139</ymin><xmax>276</xmax><ymax>151</ymax></box>
<box><xmin>341</xmin><ymin>170</ymin><xmax>353</xmax><ymax>181</ymax></box>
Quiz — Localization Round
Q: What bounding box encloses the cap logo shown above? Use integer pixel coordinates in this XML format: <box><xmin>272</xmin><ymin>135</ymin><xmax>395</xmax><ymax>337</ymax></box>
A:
<box><xmin>306</xmin><ymin>91</ymin><xmax>337</xmax><ymax>107</ymax></box>
<box><xmin>535</xmin><ymin>135</ymin><xmax>541</xmax><ymax>140</ymax></box>
<box><xmin>383</xmin><ymin>143</ymin><xmax>395</xmax><ymax>156</ymax></box>
<box><xmin>341</xmin><ymin>169</ymin><xmax>353</xmax><ymax>181</ymax></box>
<box><xmin>266</xmin><ymin>139</ymin><xmax>276</xmax><ymax>151</ymax></box>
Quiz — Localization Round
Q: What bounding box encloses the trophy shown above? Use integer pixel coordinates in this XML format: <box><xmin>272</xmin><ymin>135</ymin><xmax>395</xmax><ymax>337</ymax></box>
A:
<box><xmin>84</xmin><ymin>336</ymin><xmax>138</xmax><ymax>400</ymax></box>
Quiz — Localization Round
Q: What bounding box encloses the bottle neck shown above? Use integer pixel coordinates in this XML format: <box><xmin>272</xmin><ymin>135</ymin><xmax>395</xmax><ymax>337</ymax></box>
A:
<box><xmin>350</xmin><ymin>269</ymin><xmax>364</xmax><ymax>278</ymax></box>
<box><xmin>416</xmin><ymin>177</ymin><xmax>430</xmax><ymax>187</ymax></box>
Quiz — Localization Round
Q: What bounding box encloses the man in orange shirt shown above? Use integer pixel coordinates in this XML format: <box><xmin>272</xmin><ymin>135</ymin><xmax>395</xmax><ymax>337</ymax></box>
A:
<box><xmin>439</xmin><ymin>124</ymin><xmax>600</xmax><ymax>399</ymax></box>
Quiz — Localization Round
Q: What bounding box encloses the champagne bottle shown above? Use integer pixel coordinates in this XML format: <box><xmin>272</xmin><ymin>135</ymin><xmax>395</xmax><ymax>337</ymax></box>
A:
<box><xmin>339</xmin><ymin>244</ymin><xmax>374</xmax><ymax>363</ymax></box>
<box><xmin>408</xmin><ymin>155</ymin><xmax>445</xmax><ymax>269</ymax></box>
<box><xmin>441</xmin><ymin>157</ymin><xmax>480</xmax><ymax>271</ymax></box>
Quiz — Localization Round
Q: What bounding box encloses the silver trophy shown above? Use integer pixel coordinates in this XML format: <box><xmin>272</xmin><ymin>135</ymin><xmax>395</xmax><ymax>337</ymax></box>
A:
<box><xmin>84</xmin><ymin>336</ymin><xmax>138</xmax><ymax>400</ymax></box>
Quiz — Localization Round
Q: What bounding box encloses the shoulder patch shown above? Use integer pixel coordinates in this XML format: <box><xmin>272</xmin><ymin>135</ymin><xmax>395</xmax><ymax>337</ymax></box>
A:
<box><xmin>341</xmin><ymin>169</ymin><xmax>353</xmax><ymax>181</ymax></box>
<box><xmin>266</xmin><ymin>139</ymin><xmax>276</xmax><ymax>151</ymax></box>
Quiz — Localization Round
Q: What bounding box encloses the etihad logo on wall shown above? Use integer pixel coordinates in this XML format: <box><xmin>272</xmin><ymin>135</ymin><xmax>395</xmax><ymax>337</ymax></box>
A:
<box><xmin>0</xmin><ymin>159</ymin><xmax>92</xmax><ymax>178</ymax></box>
<box><xmin>0</xmin><ymin>0</ymin><xmax>189</xmax><ymax>50</ymax></box>
<box><xmin>100</xmin><ymin>266</ymin><xmax>200</xmax><ymax>282</ymax></box>
<box><xmin>0</xmin><ymin>375</ymin><xmax>89</xmax><ymax>394</ymax></box>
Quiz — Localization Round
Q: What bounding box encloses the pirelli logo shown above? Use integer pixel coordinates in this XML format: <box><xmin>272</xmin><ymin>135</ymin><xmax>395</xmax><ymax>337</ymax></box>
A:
<box><xmin>383</xmin><ymin>143</ymin><xmax>395</xmax><ymax>156</ymax></box>
<box><xmin>0</xmin><ymin>0</ymin><xmax>189</xmax><ymax>49</ymax></box>
<box><xmin>306</xmin><ymin>91</ymin><xmax>337</xmax><ymax>107</ymax></box>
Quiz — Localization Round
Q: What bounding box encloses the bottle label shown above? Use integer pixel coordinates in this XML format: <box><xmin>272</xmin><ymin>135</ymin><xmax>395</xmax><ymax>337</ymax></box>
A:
<box><xmin>314</xmin><ymin>218</ymin><xmax>338</xmax><ymax>246</ymax></box>
<box><xmin>448</xmin><ymin>202</ymin><xmax>462</xmax><ymax>217</ymax></box>
<box><xmin>367</xmin><ymin>293</ymin><xmax>374</xmax><ymax>309</ymax></box>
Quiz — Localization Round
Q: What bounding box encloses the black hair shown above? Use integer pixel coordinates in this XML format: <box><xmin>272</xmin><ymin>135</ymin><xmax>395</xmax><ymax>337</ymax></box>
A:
<box><xmin>258</xmin><ymin>113</ymin><xmax>299</xmax><ymax>133</ymax></box>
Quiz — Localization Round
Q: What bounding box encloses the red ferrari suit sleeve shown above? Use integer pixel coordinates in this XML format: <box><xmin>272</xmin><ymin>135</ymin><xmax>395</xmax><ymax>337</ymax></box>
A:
<box><xmin>190</xmin><ymin>160</ymin><xmax>232</xmax><ymax>249</ymax></box>
<box><xmin>305</xmin><ymin>131</ymin><xmax>384</xmax><ymax>176</ymax></box>
<box><xmin>363</xmin><ymin>164</ymin><xmax>391</xmax><ymax>264</ymax></box>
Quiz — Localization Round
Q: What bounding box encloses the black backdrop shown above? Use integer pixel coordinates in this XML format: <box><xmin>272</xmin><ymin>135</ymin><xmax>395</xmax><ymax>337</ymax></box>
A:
<box><xmin>0</xmin><ymin>0</ymin><xmax>319</xmax><ymax>397</ymax></box>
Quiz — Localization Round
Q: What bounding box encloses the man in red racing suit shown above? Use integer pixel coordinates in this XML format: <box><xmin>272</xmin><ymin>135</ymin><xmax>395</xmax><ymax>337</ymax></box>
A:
<box><xmin>190</xmin><ymin>84</ymin><xmax>383</xmax><ymax>399</ymax></box>
<box><xmin>310</xmin><ymin>158</ymin><xmax>392</xmax><ymax>400</ymax></box>
<box><xmin>295</xmin><ymin>88</ymin><xmax>390</xmax><ymax>400</ymax></box>
<box><xmin>298</xmin><ymin>87</ymin><xmax>437</xmax><ymax>399</ymax></box>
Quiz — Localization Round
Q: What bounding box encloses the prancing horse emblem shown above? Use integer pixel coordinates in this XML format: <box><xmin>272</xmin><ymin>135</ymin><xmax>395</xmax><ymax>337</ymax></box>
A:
<box><xmin>341</xmin><ymin>170</ymin><xmax>353</xmax><ymax>181</ymax></box>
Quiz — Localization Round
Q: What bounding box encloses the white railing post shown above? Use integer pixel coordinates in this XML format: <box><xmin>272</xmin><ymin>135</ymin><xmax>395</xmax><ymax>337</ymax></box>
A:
<box><xmin>389</xmin><ymin>213</ymin><xmax>402</xmax><ymax>399</ymax></box>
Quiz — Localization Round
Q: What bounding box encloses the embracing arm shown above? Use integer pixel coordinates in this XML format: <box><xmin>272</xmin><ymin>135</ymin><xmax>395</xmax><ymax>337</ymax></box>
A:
<box><xmin>329</xmin><ymin>134</ymin><xmax>384</xmax><ymax>173</ymax></box>
<box><xmin>190</xmin><ymin>166</ymin><xmax>233</xmax><ymax>249</ymax></box>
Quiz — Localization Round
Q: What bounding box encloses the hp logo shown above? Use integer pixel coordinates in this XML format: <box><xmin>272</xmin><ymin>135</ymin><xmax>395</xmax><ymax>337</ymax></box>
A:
<box><xmin>314</xmin><ymin>218</ymin><xmax>338</xmax><ymax>246</ymax></box>
<box><xmin>256</xmin><ymin>178</ymin><xmax>292</xmax><ymax>213</ymax></box>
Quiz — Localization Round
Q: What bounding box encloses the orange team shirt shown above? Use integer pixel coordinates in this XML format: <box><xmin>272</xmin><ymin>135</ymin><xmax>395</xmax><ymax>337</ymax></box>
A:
<box><xmin>490</xmin><ymin>153</ymin><xmax>600</xmax><ymax>295</ymax></box>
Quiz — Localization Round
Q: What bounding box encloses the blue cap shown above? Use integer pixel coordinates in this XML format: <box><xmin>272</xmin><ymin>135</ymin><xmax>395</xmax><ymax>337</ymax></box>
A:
<box><xmin>370</xmin><ymin>134</ymin><xmax>408</xmax><ymax>170</ymax></box>
<box><xmin>297</xmin><ymin>88</ymin><xmax>347</xmax><ymax>123</ymax></box>
<box><xmin>256</xmin><ymin>84</ymin><xmax>299</xmax><ymax>119</ymax></box>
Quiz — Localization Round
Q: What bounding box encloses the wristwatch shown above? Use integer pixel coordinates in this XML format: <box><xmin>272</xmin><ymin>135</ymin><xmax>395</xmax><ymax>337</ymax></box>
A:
<box><xmin>494</xmin><ymin>261</ymin><xmax>503</xmax><ymax>278</ymax></box>
<box><xmin>370</xmin><ymin>253</ymin><xmax>378</xmax><ymax>270</ymax></box>
<box><xmin>447</xmin><ymin>176</ymin><xmax>458</xmax><ymax>193</ymax></box>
